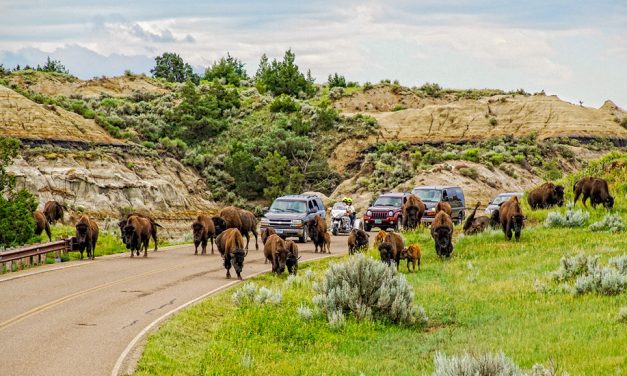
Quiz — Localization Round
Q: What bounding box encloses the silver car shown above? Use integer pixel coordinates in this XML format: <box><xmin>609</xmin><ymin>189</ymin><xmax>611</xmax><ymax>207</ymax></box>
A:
<box><xmin>485</xmin><ymin>192</ymin><xmax>524</xmax><ymax>215</ymax></box>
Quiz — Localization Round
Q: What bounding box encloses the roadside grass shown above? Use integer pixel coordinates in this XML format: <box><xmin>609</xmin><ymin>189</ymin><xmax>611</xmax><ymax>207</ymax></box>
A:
<box><xmin>135</xmin><ymin>222</ymin><xmax>627</xmax><ymax>375</ymax></box>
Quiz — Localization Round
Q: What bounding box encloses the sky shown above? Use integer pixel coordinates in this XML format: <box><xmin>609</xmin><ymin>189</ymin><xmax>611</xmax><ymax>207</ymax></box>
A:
<box><xmin>0</xmin><ymin>0</ymin><xmax>625</xmax><ymax>108</ymax></box>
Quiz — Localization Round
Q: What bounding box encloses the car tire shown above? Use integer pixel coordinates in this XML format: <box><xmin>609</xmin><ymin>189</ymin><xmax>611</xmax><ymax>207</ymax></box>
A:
<box><xmin>299</xmin><ymin>227</ymin><xmax>308</xmax><ymax>243</ymax></box>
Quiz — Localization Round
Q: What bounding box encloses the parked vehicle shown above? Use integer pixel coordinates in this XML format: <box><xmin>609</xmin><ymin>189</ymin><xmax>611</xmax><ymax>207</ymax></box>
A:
<box><xmin>412</xmin><ymin>186</ymin><xmax>466</xmax><ymax>224</ymax></box>
<box><xmin>485</xmin><ymin>192</ymin><xmax>524</xmax><ymax>215</ymax></box>
<box><xmin>362</xmin><ymin>192</ymin><xmax>411</xmax><ymax>232</ymax></box>
<box><xmin>330</xmin><ymin>202</ymin><xmax>363</xmax><ymax>235</ymax></box>
<box><xmin>260</xmin><ymin>194</ymin><xmax>326</xmax><ymax>243</ymax></box>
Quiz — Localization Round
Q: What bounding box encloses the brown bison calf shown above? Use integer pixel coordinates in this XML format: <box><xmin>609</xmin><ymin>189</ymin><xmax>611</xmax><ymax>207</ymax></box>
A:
<box><xmin>402</xmin><ymin>194</ymin><xmax>426</xmax><ymax>230</ymax></box>
<box><xmin>75</xmin><ymin>214</ymin><xmax>99</xmax><ymax>260</ymax></box>
<box><xmin>348</xmin><ymin>228</ymin><xmax>369</xmax><ymax>255</ymax></box>
<box><xmin>435</xmin><ymin>201</ymin><xmax>452</xmax><ymax>216</ymax></box>
<box><xmin>264</xmin><ymin>234</ymin><xmax>289</xmax><ymax>275</ymax></box>
<box><xmin>216</xmin><ymin>228</ymin><xmax>247</xmax><ymax>280</ymax></box>
<box><xmin>44</xmin><ymin>200</ymin><xmax>65</xmax><ymax>224</ymax></box>
<box><xmin>219</xmin><ymin>206</ymin><xmax>259</xmax><ymax>250</ymax></box>
<box><xmin>400</xmin><ymin>244</ymin><xmax>421</xmax><ymax>272</ymax></box>
<box><xmin>463</xmin><ymin>202</ymin><xmax>490</xmax><ymax>235</ymax></box>
<box><xmin>500</xmin><ymin>196</ymin><xmax>524</xmax><ymax>241</ymax></box>
<box><xmin>373</xmin><ymin>230</ymin><xmax>387</xmax><ymax>248</ymax></box>
<box><xmin>307</xmin><ymin>215</ymin><xmax>329</xmax><ymax>253</ymax></box>
<box><xmin>573</xmin><ymin>176</ymin><xmax>614</xmax><ymax>209</ymax></box>
<box><xmin>192</xmin><ymin>214</ymin><xmax>216</xmax><ymax>255</ymax></box>
<box><xmin>261</xmin><ymin>227</ymin><xmax>277</xmax><ymax>245</ymax></box>
<box><xmin>34</xmin><ymin>211</ymin><xmax>51</xmax><ymax>242</ymax></box>
<box><xmin>285</xmin><ymin>240</ymin><xmax>299</xmax><ymax>275</ymax></box>
<box><xmin>527</xmin><ymin>182</ymin><xmax>565</xmax><ymax>209</ymax></box>
<box><xmin>431</xmin><ymin>211</ymin><xmax>453</xmax><ymax>257</ymax></box>
<box><xmin>123</xmin><ymin>215</ymin><xmax>152</xmax><ymax>257</ymax></box>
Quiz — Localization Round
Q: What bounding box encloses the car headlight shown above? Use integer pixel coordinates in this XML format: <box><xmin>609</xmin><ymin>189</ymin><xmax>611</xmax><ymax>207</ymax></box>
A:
<box><xmin>291</xmin><ymin>219</ymin><xmax>303</xmax><ymax>226</ymax></box>
<box><xmin>260</xmin><ymin>218</ymin><xmax>269</xmax><ymax>226</ymax></box>
<box><xmin>431</xmin><ymin>207</ymin><xmax>436</xmax><ymax>212</ymax></box>
<box><xmin>366</xmin><ymin>210</ymin><xmax>372</xmax><ymax>216</ymax></box>
<box><xmin>388</xmin><ymin>211</ymin><xmax>394</xmax><ymax>217</ymax></box>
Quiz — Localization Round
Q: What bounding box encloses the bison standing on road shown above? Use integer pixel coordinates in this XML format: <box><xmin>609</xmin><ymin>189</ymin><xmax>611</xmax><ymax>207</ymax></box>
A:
<box><xmin>573</xmin><ymin>177</ymin><xmax>614</xmax><ymax>209</ymax></box>
<box><xmin>499</xmin><ymin>196</ymin><xmax>524</xmax><ymax>241</ymax></box>
<box><xmin>348</xmin><ymin>228</ymin><xmax>369</xmax><ymax>255</ymax></box>
<box><xmin>192</xmin><ymin>214</ymin><xmax>216</xmax><ymax>255</ymax></box>
<box><xmin>431</xmin><ymin>211</ymin><xmax>453</xmax><ymax>257</ymax></box>
<box><xmin>216</xmin><ymin>228</ymin><xmax>247</xmax><ymax>280</ymax></box>
<box><xmin>402</xmin><ymin>194</ymin><xmax>426</xmax><ymax>230</ymax></box>
<box><xmin>34</xmin><ymin>211</ymin><xmax>51</xmax><ymax>242</ymax></box>
<box><xmin>383</xmin><ymin>231</ymin><xmax>404</xmax><ymax>268</ymax></box>
<box><xmin>463</xmin><ymin>202</ymin><xmax>490</xmax><ymax>235</ymax></box>
<box><xmin>219</xmin><ymin>206</ymin><xmax>259</xmax><ymax>250</ymax></box>
<box><xmin>118</xmin><ymin>212</ymin><xmax>161</xmax><ymax>252</ymax></box>
<box><xmin>75</xmin><ymin>214</ymin><xmax>99</xmax><ymax>260</ymax></box>
<box><xmin>285</xmin><ymin>240</ymin><xmax>299</xmax><ymax>275</ymax></box>
<box><xmin>435</xmin><ymin>201</ymin><xmax>452</xmax><ymax>216</ymax></box>
<box><xmin>263</xmin><ymin>234</ymin><xmax>288</xmax><ymax>274</ymax></box>
<box><xmin>123</xmin><ymin>215</ymin><xmax>152</xmax><ymax>257</ymax></box>
<box><xmin>527</xmin><ymin>182</ymin><xmax>565</xmax><ymax>209</ymax></box>
<box><xmin>307</xmin><ymin>215</ymin><xmax>329</xmax><ymax>254</ymax></box>
<box><xmin>44</xmin><ymin>201</ymin><xmax>65</xmax><ymax>224</ymax></box>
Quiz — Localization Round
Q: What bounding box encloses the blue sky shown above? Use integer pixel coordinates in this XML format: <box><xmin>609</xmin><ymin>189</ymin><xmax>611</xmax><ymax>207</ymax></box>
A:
<box><xmin>0</xmin><ymin>0</ymin><xmax>625</xmax><ymax>107</ymax></box>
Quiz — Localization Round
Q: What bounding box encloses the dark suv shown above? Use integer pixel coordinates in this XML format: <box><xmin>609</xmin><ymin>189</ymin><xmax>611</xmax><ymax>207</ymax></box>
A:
<box><xmin>412</xmin><ymin>186</ymin><xmax>466</xmax><ymax>224</ymax></box>
<box><xmin>362</xmin><ymin>192</ymin><xmax>411</xmax><ymax>232</ymax></box>
<box><xmin>260</xmin><ymin>194</ymin><xmax>326</xmax><ymax>243</ymax></box>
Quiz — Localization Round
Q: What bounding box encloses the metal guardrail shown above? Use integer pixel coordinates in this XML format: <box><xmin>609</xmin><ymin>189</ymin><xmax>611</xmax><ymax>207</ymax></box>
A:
<box><xmin>0</xmin><ymin>237</ymin><xmax>76</xmax><ymax>271</ymax></box>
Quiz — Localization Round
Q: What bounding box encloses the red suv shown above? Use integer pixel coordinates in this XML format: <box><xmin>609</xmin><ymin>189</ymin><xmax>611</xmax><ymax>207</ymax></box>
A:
<box><xmin>362</xmin><ymin>192</ymin><xmax>411</xmax><ymax>232</ymax></box>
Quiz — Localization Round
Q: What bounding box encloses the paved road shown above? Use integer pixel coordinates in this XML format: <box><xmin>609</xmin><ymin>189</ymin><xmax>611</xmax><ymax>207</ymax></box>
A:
<box><xmin>0</xmin><ymin>234</ymin><xmax>355</xmax><ymax>376</ymax></box>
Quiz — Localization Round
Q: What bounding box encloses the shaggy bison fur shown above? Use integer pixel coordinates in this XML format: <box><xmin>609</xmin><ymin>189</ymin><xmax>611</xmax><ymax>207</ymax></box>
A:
<box><xmin>402</xmin><ymin>194</ymin><xmax>426</xmax><ymax>230</ymax></box>
<box><xmin>573</xmin><ymin>176</ymin><xmax>614</xmax><ymax>209</ymax></box>
<box><xmin>373</xmin><ymin>230</ymin><xmax>387</xmax><ymax>248</ymax></box>
<box><xmin>219</xmin><ymin>206</ymin><xmax>258</xmax><ymax>250</ymax></box>
<box><xmin>192</xmin><ymin>214</ymin><xmax>216</xmax><ymax>255</ymax></box>
<box><xmin>307</xmin><ymin>215</ymin><xmax>330</xmax><ymax>254</ymax></box>
<box><xmin>382</xmin><ymin>231</ymin><xmax>404</xmax><ymax>268</ymax></box>
<box><xmin>463</xmin><ymin>202</ymin><xmax>490</xmax><ymax>235</ymax></box>
<box><xmin>123</xmin><ymin>215</ymin><xmax>152</xmax><ymax>257</ymax></box>
<box><xmin>34</xmin><ymin>211</ymin><xmax>51</xmax><ymax>242</ymax></box>
<box><xmin>527</xmin><ymin>182</ymin><xmax>565</xmax><ymax>209</ymax></box>
<box><xmin>435</xmin><ymin>201</ymin><xmax>452</xmax><ymax>216</ymax></box>
<box><xmin>400</xmin><ymin>244</ymin><xmax>421</xmax><ymax>272</ymax></box>
<box><xmin>211</xmin><ymin>216</ymin><xmax>228</xmax><ymax>236</ymax></box>
<box><xmin>75</xmin><ymin>214</ymin><xmax>99</xmax><ymax>260</ymax></box>
<box><xmin>118</xmin><ymin>212</ymin><xmax>161</xmax><ymax>252</ymax></box>
<box><xmin>378</xmin><ymin>242</ymin><xmax>395</xmax><ymax>266</ymax></box>
<box><xmin>263</xmin><ymin>234</ymin><xmax>288</xmax><ymax>274</ymax></box>
<box><xmin>431</xmin><ymin>211</ymin><xmax>453</xmax><ymax>257</ymax></box>
<box><xmin>261</xmin><ymin>227</ymin><xmax>277</xmax><ymax>245</ymax></box>
<box><xmin>348</xmin><ymin>228</ymin><xmax>369</xmax><ymax>255</ymax></box>
<box><xmin>216</xmin><ymin>228</ymin><xmax>247</xmax><ymax>280</ymax></box>
<box><xmin>44</xmin><ymin>201</ymin><xmax>65</xmax><ymax>224</ymax></box>
<box><xmin>499</xmin><ymin>196</ymin><xmax>524</xmax><ymax>241</ymax></box>
<box><xmin>285</xmin><ymin>240</ymin><xmax>299</xmax><ymax>275</ymax></box>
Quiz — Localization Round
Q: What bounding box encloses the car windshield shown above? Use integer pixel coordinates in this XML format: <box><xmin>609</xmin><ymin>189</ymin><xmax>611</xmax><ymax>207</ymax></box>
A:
<box><xmin>333</xmin><ymin>202</ymin><xmax>347</xmax><ymax>210</ymax></box>
<box><xmin>373</xmin><ymin>196</ymin><xmax>402</xmax><ymax>207</ymax></box>
<box><xmin>270</xmin><ymin>200</ymin><xmax>306</xmax><ymax>213</ymax></box>
<box><xmin>412</xmin><ymin>189</ymin><xmax>442</xmax><ymax>202</ymax></box>
<box><xmin>492</xmin><ymin>194</ymin><xmax>519</xmax><ymax>205</ymax></box>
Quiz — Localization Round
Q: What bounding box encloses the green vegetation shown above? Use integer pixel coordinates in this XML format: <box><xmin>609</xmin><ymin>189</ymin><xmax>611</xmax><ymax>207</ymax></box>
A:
<box><xmin>255</xmin><ymin>49</ymin><xmax>316</xmax><ymax>97</ymax></box>
<box><xmin>151</xmin><ymin>52</ymin><xmax>199</xmax><ymax>83</ymax></box>
<box><xmin>203</xmin><ymin>53</ymin><xmax>248</xmax><ymax>86</ymax></box>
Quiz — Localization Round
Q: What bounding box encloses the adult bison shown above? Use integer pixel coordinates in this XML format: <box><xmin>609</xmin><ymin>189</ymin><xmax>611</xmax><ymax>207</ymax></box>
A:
<box><xmin>573</xmin><ymin>177</ymin><xmax>614</xmax><ymax>209</ymax></box>
<box><xmin>118</xmin><ymin>212</ymin><xmax>161</xmax><ymax>252</ymax></box>
<box><xmin>75</xmin><ymin>214</ymin><xmax>99</xmax><ymax>260</ymax></box>
<box><xmin>216</xmin><ymin>228</ymin><xmax>247</xmax><ymax>280</ymax></box>
<box><xmin>431</xmin><ymin>211</ymin><xmax>453</xmax><ymax>257</ymax></box>
<box><xmin>219</xmin><ymin>206</ymin><xmax>259</xmax><ymax>250</ymax></box>
<box><xmin>348</xmin><ymin>228</ymin><xmax>369</xmax><ymax>255</ymax></box>
<box><xmin>285</xmin><ymin>240</ymin><xmax>299</xmax><ymax>275</ymax></box>
<box><xmin>261</xmin><ymin>227</ymin><xmax>277</xmax><ymax>245</ymax></box>
<box><xmin>382</xmin><ymin>231</ymin><xmax>404</xmax><ymax>268</ymax></box>
<box><xmin>463</xmin><ymin>202</ymin><xmax>490</xmax><ymax>235</ymax></box>
<box><xmin>43</xmin><ymin>201</ymin><xmax>65</xmax><ymax>224</ymax></box>
<box><xmin>307</xmin><ymin>215</ymin><xmax>329</xmax><ymax>254</ymax></box>
<box><xmin>527</xmin><ymin>182</ymin><xmax>565</xmax><ymax>209</ymax></box>
<box><xmin>192</xmin><ymin>214</ymin><xmax>216</xmax><ymax>255</ymax></box>
<box><xmin>500</xmin><ymin>196</ymin><xmax>524</xmax><ymax>241</ymax></box>
<box><xmin>402</xmin><ymin>194</ymin><xmax>426</xmax><ymax>230</ymax></box>
<box><xmin>263</xmin><ymin>234</ymin><xmax>288</xmax><ymax>275</ymax></box>
<box><xmin>378</xmin><ymin>242</ymin><xmax>395</xmax><ymax>266</ymax></box>
<box><xmin>435</xmin><ymin>201</ymin><xmax>452</xmax><ymax>216</ymax></box>
<box><xmin>34</xmin><ymin>211</ymin><xmax>51</xmax><ymax>242</ymax></box>
<box><xmin>123</xmin><ymin>214</ymin><xmax>152</xmax><ymax>257</ymax></box>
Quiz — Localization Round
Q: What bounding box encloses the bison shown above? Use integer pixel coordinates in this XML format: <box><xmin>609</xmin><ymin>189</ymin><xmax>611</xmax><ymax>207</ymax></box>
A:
<box><xmin>123</xmin><ymin>215</ymin><xmax>152</xmax><ymax>257</ymax></box>
<box><xmin>383</xmin><ymin>231</ymin><xmax>404</xmax><ymax>268</ymax></box>
<box><xmin>463</xmin><ymin>202</ymin><xmax>490</xmax><ymax>235</ymax></box>
<box><xmin>263</xmin><ymin>234</ymin><xmax>288</xmax><ymax>274</ymax></box>
<box><xmin>307</xmin><ymin>215</ymin><xmax>329</xmax><ymax>254</ymax></box>
<box><xmin>402</xmin><ymin>194</ymin><xmax>426</xmax><ymax>230</ymax></box>
<box><xmin>118</xmin><ymin>212</ymin><xmax>161</xmax><ymax>252</ymax></box>
<box><xmin>400</xmin><ymin>244</ymin><xmax>421</xmax><ymax>272</ymax></box>
<box><xmin>348</xmin><ymin>228</ymin><xmax>369</xmax><ymax>255</ymax></box>
<box><xmin>43</xmin><ymin>201</ymin><xmax>65</xmax><ymax>224</ymax></box>
<box><xmin>378</xmin><ymin>242</ymin><xmax>395</xmax><ymax>266</ymax></box>
<box><xmin>75</xmin><ymin>214</ymin><xmax>99</xmax><ymax>260</ymax></box>
<box><xmin>435</xmin><ymin>201</ymin><xmax>452</xmax><ymax>216</ymax></box>
<box><xmin>527</xmin><ymin>182</ymin><xmax>565</xmax><ymax>209</ymax></box>
<box><xmin>373</xmin><ymin>230</ymin><xmax>387</xmax><ymax>248</ymax></box>
<box><xmin>192</xmin><ymin>214</ymin><xmax>216</xmax><ymax>255</ymax></box>
<box><xmin>285</xmin><ymin>240</ymin><xmax>300</xmax><ymax>275</ymax></box>
<box><xmin>219</xmin><ymin>206</ymin><xmax>259</xmax><ymax>250</ymax></box>
<box><xmin>499</xmin><ymin>196</ymin><xmax>524</xmax><ymax>241</ymax></box>
<box><xmin>573</xmin><ymin>177</ymin><xmax>614</xmax><ymax>209</ymax></box>
<box><xmin>431</xmin><ymin>211</ymin><xmax>453</xmax><ymax>257</ymax></box>
<box><xmin>212</xmin><ymin>216</ymin><xmax>228</xmax><ymax>236</ymax></box>
<box><xmin>34</xmin><ymin>211</ymin><xmax>51</xmax><ymax>242</ymax></box>
<box><xmin>261</xmin><ymin>227</ymin><xmax>277</xmax><ymax>245</ymax></box>
<box><xmin>216</xmin><ymin>228</ymin><xmax>247</xmax><ymax>280</ymax></box>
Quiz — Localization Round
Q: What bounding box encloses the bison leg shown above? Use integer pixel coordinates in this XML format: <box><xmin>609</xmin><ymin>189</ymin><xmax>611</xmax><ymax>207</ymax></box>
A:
<box><xmin>253</xmin><ymin>231</ymin><xmax>259</xmax><ymax>251</ymax></box>
<box><xmin>152</xmin><ymin>232</ymin><xmax>158</xmax><ymax>252</ymax></box>
<box><xmin>194</xmin><ymin>241</ymin><xmax>199</xmax><ymax>255</ymax></box>
<box><xmin>201</xmin><ymin>239</ymin><xmax>208</xmax><ymax>255</ymax></box>
<box><xmin>573</xmin><ymin>191</ymin><xmax>581</xmax><ymax>206</ymax></box>
<box><xmin>244</xmin><ymin>233</ymin><xmax>250</xmax><ymax>250</ymax></box>
<box><xmin>505</xmin><ymin>222</ymin><xmax>513</xmax><ymax>240</ymax></box>
<box><xmin>582</xmin><ymin>193</ymin><xmax>589</xmax><ymax>208</ymax></box>
<box><xmin>210</xmin><ymin>237</ymin><xmax>214</xmax><ymax>255</ymax></box>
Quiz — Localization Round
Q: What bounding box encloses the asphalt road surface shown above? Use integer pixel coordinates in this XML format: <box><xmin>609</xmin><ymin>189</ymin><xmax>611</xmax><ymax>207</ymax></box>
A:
<box><xmin>0</xmin><ymin>234</ymin><xmax>356</xmax><ymax>376</ymax></box>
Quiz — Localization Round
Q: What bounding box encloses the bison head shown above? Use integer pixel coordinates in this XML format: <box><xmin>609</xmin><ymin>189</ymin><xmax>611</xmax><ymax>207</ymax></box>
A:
<box><xmin>192</xmin><ymin>222</ymin><xmax>204</xmax><ymax>243</ymax></box>
<box><xmin>123</xmin><ymin>224</ymin><xmax>137</xmax><ymax>248</ymax></box>
<box><xmin>553</xmin><ymin>185</ymin><xmax>565</xmax><ymax>206</ymax></box>
<box><xmin>76</xmin><ymin>222</ymin><xmax>89</xmax><ymax>243</ymax></box>
<box><xmin>604</xmin><ymin>196</ymin><xmax>615</xmax><ymax>210</ymax></box>
<box><xmin>378</xmin><ymin>242</ymin><xmax>393</xmax><ymax>265</ymax></box>
<box><xmin>286</xmin><ymin>253</ymin><xmax>299</xmax><ymax>275</ymax></box>
<box><xmin>433</xmin><ymin>226</ymin><xmax>452</xmax><ymax>256</ymax></box>
<box><xmin>511</xmin><ymin>214</ymin><xmax>524</xmax><ymax>239</ymax></box>
<box><xmin>212</xmin><ymin>216</ymin><xmax>228</xmax><ymax>236</ymax></box>
<box><xmin>233</xmin><ymin>248</ymin><xmax>247</xmax><ymax>277</ymax></box>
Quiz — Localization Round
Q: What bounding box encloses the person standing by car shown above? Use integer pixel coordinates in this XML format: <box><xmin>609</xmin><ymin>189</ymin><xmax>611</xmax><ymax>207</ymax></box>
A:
<box><xmin>343</xmin><ymin>197</ymin><xmax>356</xmax><ymax>227</ymax></box>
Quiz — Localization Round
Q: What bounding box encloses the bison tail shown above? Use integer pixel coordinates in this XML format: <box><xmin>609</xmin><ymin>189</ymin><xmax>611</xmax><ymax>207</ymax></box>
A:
<box><xmin>153</xmin><ymin>222</ymin><xmax>163</xmax><ymax>228</ymax></box>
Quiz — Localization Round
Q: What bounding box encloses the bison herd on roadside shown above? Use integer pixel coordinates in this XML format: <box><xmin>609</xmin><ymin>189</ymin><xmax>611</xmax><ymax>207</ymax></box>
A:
<box><xmin>29</xmin><ymin>175</ymin><xmax>615</xmax><ymax>279</ymax></box>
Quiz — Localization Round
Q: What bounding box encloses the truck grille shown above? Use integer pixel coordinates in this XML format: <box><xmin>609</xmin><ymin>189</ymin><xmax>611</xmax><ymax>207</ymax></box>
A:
<box><xmin>370</xmin><ymin>211</ymin><xmax>389</xmax><ymax>219</ymax></box>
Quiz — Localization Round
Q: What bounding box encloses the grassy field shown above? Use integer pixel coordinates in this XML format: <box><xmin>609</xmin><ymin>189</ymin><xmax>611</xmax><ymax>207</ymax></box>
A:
<box><xmin>134</xmin><ymin>221</ymin><xmax>626</xmax><ymax>375</ymax></box>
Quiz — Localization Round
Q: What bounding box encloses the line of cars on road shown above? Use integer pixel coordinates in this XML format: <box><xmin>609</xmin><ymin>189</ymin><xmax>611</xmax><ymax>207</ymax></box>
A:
<box><xmin>260</xmin><ymin>188</ymin><xmax>523</xmax><ymax>239</ymax></box>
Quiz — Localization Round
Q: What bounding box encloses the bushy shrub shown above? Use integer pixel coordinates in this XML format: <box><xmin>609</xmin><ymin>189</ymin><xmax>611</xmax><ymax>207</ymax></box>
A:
<box><xmin>231</xmin><ymin>282</ymin><xmax>283</xmax><ymax>306</ymax></box>
<box><xmin>269</xmin><ymin>94</ymin><xmax>301</xmax><ymax>113</ymax></box>
<box><xmin>573</xmin><ymin>267</ymin><xmax>624</xmax><ymax>296</ymax></box>
<box><xmin>296</xmin><ymin>304</ymin><xmax>315</xmax><ymax>321</ymax></box>
<box><xmin>328</xmin><ymin>86</ymin><xmax>345</xmax><ymax>100</ymax></box>
<box><xmin>551</xmin><ymin>254</ymin><xmax>598</xmax><ymax>282</ymax></box>
<box><xmin>458</xmin><ymin>167</ymin><xmax>479</xmax><ymax>179</ymax></box>
<box><xmin>433</xmin><ymin>352</ymin><xmax>569</xmax><ymax>376</ymax></box>
<box><xmin>609</xmin><ymin>255</ymin><xmax>627</xmax><ymax>275</ymax></box>
<box><xmin>312</xmin><ymin>255</ymin><xmax>427</xmax><ymax>326</ymax></box>
<box><xmin>589</xmin><ymin>213</ymin><xmax>625</xmax><ymax>233</ymax></box>
<box><xmin>544</xmin><ymin>206</ymin><xmax>589</xmax><ymax>228</ymax></box>
<box><xmin>461</xmin><ymin>148</ymin><xmax>480</xmax><ymax>162</ymax></box>
<box><xmin>391</xmin><ymin>104</ymin><xmax>405</xmax><ymax>111</ymax></box>
<box><xmin>550</xmin><ymin>253</ymin><xmax>626</xmax><ymax>296</ymax></box>
<box><xmin>619</xmin><ymin>307</ymin><xmax>627</xmax><ymax>323</ymax></box>
<box><xmin>327</xmin><ymin>73</ymin><xmax>347</xmax><ymax>88</ymax></box>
